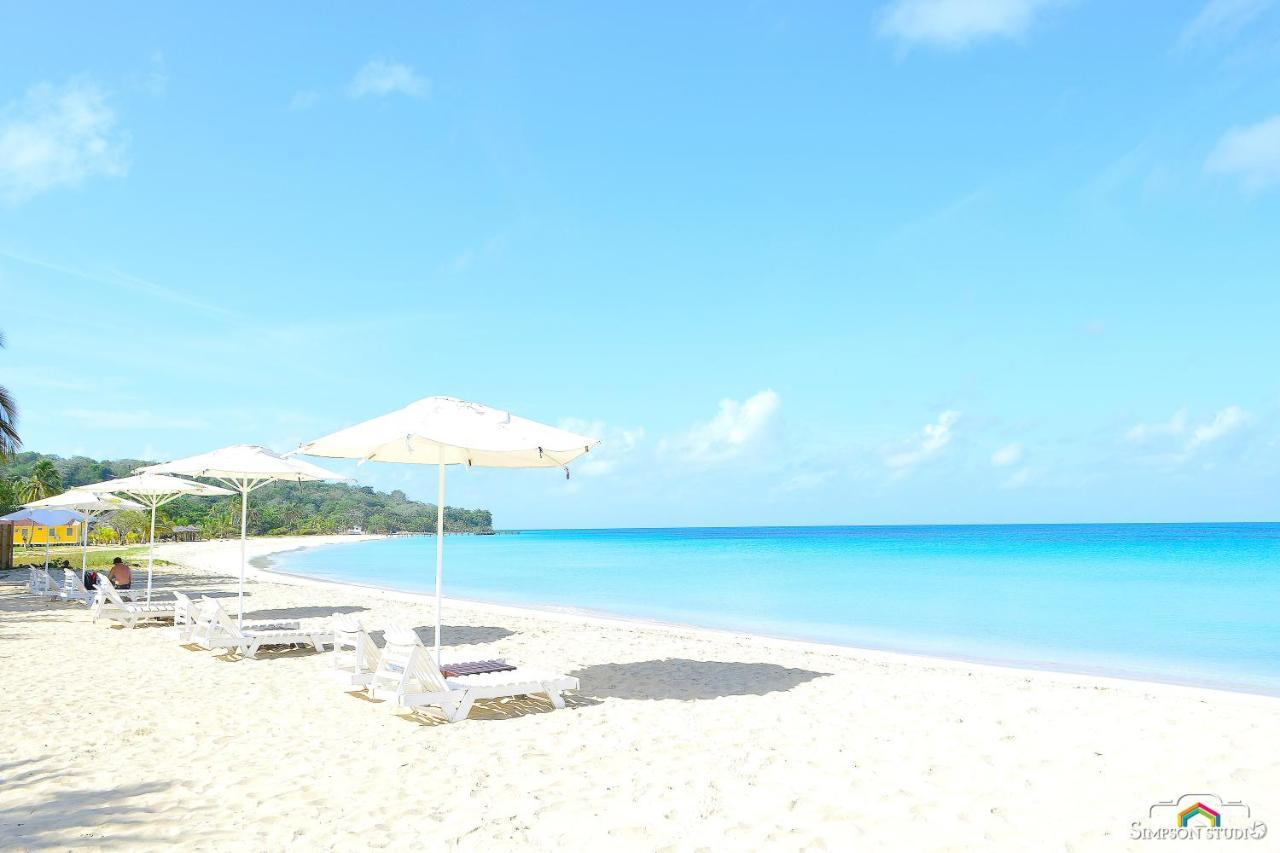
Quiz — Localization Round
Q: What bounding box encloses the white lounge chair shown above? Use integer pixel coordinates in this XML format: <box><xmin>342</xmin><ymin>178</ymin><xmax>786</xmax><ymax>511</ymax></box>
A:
<box><xmin>93</xmin><ymin>577</ymin><xmax>175</xmax><ymax>629</ymax></box>
<box><xmin>60</xmin><ymin>569</ymin><xmax>95</xmax><ymax>606</ymax></box>
<box><xmin>168</xmin><ymin>591</ymin><xmax>205</xmax><ymax>642</ymax></box>
<box><xmin>332</xmin><ymin>614</ymin><xmax>383</xmax><ymax>688</ymax></box>
<box><xmin>189</xmin><ymin>599</ymin><xmax>327</xmax><ymax>659</ymax></box>
<box><xmin>366</xmin><ymin>625</ymin><xmax>578</xmax><ymax>723</ymax></box>
<box><xmin>26</xmin><ymin>567</ymin><xmax>54</xmax><ymax>597</ymax></box>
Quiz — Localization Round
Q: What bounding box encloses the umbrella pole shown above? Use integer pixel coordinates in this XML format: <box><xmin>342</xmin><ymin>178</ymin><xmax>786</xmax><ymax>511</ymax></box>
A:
<box><xmin>147</xmin><ymin>499</ymin><xmax>157</xmax><ymax>602</ymax></box>
<box><xmin>238</xmin><ymin>482</ymin><xmax>249</xmax><ymax>629</ymax></box>
<box><xmin>81</xmin><ymin>511</ymin><xmax>90</xmax><ymax>582</ymax></box>
<box><xmin>435</xmin><ymin>460</ymin><xmax>445</xmax><ymax>665</ymax></box>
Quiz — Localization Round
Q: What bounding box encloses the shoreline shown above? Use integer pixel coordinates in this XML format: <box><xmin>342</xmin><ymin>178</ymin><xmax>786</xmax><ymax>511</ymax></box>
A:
<box><xmin>214</xmin><ymin>534</ymin><xmax>1280</xmax><ymax>704</ymax></box>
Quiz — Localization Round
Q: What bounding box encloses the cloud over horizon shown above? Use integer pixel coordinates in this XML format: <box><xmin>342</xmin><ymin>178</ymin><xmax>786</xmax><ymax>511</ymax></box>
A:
<box><xmin>660</xmin><ymin>390</ymin><xmax>781</xmax><ymax>466</ymax></box>
<box><xmin>886</xmin><ymin>410</ymin><xmax>961</xmax><ymax>475</ymax></box>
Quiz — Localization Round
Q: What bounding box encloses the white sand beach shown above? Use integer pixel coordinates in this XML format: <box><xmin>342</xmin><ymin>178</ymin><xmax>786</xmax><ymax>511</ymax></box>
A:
<box><xmin>1</xmin><ymin>535</ymin><xmax>1277</xmax><ymax>850</ymax></box>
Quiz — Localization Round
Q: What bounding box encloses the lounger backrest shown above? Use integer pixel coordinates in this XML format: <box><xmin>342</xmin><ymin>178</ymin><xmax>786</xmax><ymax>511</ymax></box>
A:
<box><xmin>97</xmin><ymin>575</ymin><xmax>127</xmax><ymax>608</ymax></box>
<box><xmin>205</xmin><ymin>599</ymin><xmax>243</xmax><ymax>639</ymax></box>
<box><xmin>333</xmin><ymin>614</ymin><xmax>378</xmax><ymax>673</ymax></box>
<box><xmin>63</xmin><ymin>568</ymin><xmax>85</xmax><ymax>594</ymax></box>
<box><xmin>370</xmin><ymin>625</ymin><xmax>447</xmax><ymax>696</ymax></box>
<box><xmin>172</xmin><ymin>591</ymin><xmax>197</xmax><ymax>626</ymax></box>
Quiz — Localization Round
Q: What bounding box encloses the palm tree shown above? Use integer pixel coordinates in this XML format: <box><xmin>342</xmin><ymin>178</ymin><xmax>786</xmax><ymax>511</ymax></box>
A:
<box><xmin>0</xmin><ymin>331</ymin><xmax>19</xmax><ymax>459</ymax></box>
<box><xmin>22</xmin><ymin>458</ymin><xmax>63</xmax><ymax>502</ymax></box>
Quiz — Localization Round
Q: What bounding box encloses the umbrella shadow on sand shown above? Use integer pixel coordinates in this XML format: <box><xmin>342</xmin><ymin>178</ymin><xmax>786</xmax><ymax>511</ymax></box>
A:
<box><xmin>241</xmin><ymin>605</ymin><xmax>367</xmax><ymax>620</ymax></box>
<box><xmin>0</xmin><ymin>761</ymin><xmax>186</xmax><ymax>850</ymax></box>
<box><xmin>367</xmin><ymin>625</ymin><xmax>515</xmax><ymax>648</ymax></box>
<box><xmin>569</xmin><ymin>659</ymin><xmax>830</xmax><ymax>701</ymax></box>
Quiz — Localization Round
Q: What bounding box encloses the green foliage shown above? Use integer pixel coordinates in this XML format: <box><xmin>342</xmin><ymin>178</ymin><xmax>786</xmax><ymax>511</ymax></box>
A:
<box><xmin>0</xmin><ymin>451</ymin><xmax>495</xmax><ymax>537</ymax></box>
<box><xmin>21</xmin><ymin>458</ymin><xmax>63</xmax><ymax>502</ymax></box>
<box><xmin>0</xmin><ymin>331</ymin><xmax>19</xmax><ymax>460</ymax></box>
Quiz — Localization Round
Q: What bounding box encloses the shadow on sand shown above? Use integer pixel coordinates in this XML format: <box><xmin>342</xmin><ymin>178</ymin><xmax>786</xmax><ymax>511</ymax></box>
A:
<box><xmin>364</xmin><ymin>625</ymin><xmax>515</xmax><ymax>648</ymax></box>
<box><xmin>570</xmin><ymin>659</ymin><xmax>830</xmax><ymax>701</ymax></box>
<box><xmin>241</xmin><ymin>605</ymin><xmax>367</xmax><ymax>620</ymax></box>
<box><xmin>0</xmin><ymin>758</ymin><xmax>182</xmax><ymax>850</ymax></box>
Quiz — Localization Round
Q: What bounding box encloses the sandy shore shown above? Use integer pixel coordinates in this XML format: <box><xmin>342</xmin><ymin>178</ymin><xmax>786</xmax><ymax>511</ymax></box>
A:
<box><xmin>1</xmin><ymin>536</ymin><xmax>1277</xmax><ymax>850</ymax></box>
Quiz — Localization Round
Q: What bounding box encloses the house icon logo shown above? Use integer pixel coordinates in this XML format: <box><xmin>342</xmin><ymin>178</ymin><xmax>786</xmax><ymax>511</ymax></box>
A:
<box><xmin>1177</xmin><ymin>802</ymin><xmax>1222</xmax><ymax>828</ymax></box>
<box><xmin>1132</xmin><ymin>793</ymin><xmax>1267</xmax><ymax>841</ymax></box>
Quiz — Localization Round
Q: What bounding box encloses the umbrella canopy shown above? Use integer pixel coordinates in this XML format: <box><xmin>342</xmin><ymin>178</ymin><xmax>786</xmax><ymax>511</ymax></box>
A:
<box><xmin>77</xmin><ymin>473</ymin><xmax>233</xmax><ymax>600</ymax></box>
<box><xmin>137</xmin><ymin>445</ymin><xmax>347</xmax><ymax>624</ymax></box>
<box><xmin>23</xmin><ymin>490</ymin><xmax>144</xmax><ymax>578</ymax></box>
<box><xmin>296</xmin><ymin>396</ymin><xmax>599</xmax><ymax>663</ymax></box>
<box><xmin>0</xmin><ymin>508</ymin><xmax>84</xmax><ymax>526</ymax></box>
<box><xmin>296</xmin><ymin>396</ymin><xmax>601</xmax><ymax>469</ymax></box>
<box><xmin>0</xmin><ymin>508</ymin><xmax>85</xmax><ymax>571</ymax></box>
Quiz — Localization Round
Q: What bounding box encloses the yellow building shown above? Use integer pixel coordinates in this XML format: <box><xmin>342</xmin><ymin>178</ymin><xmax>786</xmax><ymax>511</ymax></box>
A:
<box><xmin>10</xmin><ymin>522</ymin><xmax>82</xmax><ymax>545</ymax></box>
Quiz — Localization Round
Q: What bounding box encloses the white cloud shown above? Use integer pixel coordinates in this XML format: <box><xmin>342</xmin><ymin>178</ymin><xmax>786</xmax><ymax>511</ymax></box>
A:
<box><xmin>347</xmin><ymin>60</ymin><xmax>429</xmax><ymax>99</ymax></box>
<box><xmin>1127</xmin><ymin>406</ymin><xmax>1249</xmax><ymax>453</ymax></box>
<box><xmin>886</xmin><ymin>410</ymin><xmax>960</xmax><ymax>474</ymax></box>
<box><xmin>1206</xmin><ymin>115</ymin><xmax>1280</xmax><ymax>192</ymax></box>
<box><xmin>991</xmin><ymin>442</ymin><xmax>1023</xmax><ymax>467</ymax></box>
<box><xmin>1179</xmin><ymin>0</ymin><xmax>1274</xmax><ymax>48</ymax></box>
<box><xmin>1001</xmin><ymin>466</ymin><xmax>1033</xmax><ymax>489</ymax></box>
<box><xmin>878</xmin><ymin>0</ymin><xmax>1059</xmax><ymax>48</ymax></box>
<box><xmin>1187</xmin><ymin>405</ymin><xmax>1249</xmax><ymax>449</ymax></box>
<box><xmin>289</xmin><ymin>90</ymin><xmax>321</xmax><ymax>111</ymax></box>
<box><xmin>660</xmin><ymin>390</ymin><xmax>781</xmax><ymax>465</ymax></box>
<box><xmin>1126</xmin><ymin>410</ymin><xmax>1188</xmax><ymax>443</ymax></box>
<box><xmin>61</xmin><ymin>409</ymin><xmax>209</xmax><ymax>430</ymax></box>
<box><xmin>0</xmin><ymin>79</ymin><xmax>128</xmax><ymax>203</ymax></box>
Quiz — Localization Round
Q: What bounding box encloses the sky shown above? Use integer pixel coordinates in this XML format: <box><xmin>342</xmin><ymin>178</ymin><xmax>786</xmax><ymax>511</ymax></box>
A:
<box><xmin>2</xmin><ymin>1</ymin><xmax>1279</xmax><ymax>527</ymax></box>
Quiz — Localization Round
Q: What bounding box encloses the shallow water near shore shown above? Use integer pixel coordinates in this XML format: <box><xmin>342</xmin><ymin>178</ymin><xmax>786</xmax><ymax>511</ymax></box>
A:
<box><xmin>271</xmin><ymin>523</ymin><xmax>1280</xmax><ymax>694</ymax></box>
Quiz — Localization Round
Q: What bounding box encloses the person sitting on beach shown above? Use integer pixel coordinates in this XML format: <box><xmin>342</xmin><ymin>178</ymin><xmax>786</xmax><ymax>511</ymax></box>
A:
<box><xmin>107</xmin><ymin>557</ymin><xmax>132</xmax><ymax>590</ymax></box>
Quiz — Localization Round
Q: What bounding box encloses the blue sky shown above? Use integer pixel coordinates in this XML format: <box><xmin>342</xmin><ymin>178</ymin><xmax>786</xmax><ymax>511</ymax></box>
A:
<box><xmin>2</xmin><ymin>1</ymin><xmax>1279</xmax><ymax>527</ymax></box>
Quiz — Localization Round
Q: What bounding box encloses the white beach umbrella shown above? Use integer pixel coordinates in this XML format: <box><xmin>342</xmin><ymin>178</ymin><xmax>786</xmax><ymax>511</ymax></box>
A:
<box><xmin>137</xmin><ymin>445</ymin><xmax>347</xmax><ymax>625</ymax></box>
<box><xmin>295</xmin><ymin>396</ymin><xmax>600</xmax><ymax>663</ymax></box>
<box><xmin>77</xmin><ymin>473</ymin><xmax>233</xmax><ymax>601</ymax></box>
<box><xmin>24</xmin><ymin>490</ymin><xmax>145</xmax><ymax>580</ymax></box>
<box><xmin>0</xmin><ymin>508</ymin><xmax>84</xmax><ymax>571</ymax></box>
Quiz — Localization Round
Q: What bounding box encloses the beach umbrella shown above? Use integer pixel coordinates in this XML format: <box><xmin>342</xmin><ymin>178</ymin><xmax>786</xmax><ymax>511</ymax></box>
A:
<box><xmin>77</xmin><ymin>473</ymin><xmax>233</xmax><ymax>601</ymax></box>
<box><xmin>0</xmin><ymin>508</ymin><xmax>84</xmax><ymax>570</ymax></box>
<box><xmin>295</xmin><ymin>396</ymin><xmax>599</xmax><ymax>664</ymax></box>
<box><xmin>23</xmin><ymin>490</ymin><xmax>144</xmax><ymax>580</ymax></box>
<box><xmin>137</xmin><ymin>445</ymin><xmax>347</xmax><ymax>626</ymax></box>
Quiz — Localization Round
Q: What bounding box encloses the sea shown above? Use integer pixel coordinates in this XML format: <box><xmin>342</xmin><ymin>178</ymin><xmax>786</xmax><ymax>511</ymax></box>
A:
<box><xmin>269</xmin><ymin>524</ymin><xmax>1280</xmax><ymax>695</ymax></box>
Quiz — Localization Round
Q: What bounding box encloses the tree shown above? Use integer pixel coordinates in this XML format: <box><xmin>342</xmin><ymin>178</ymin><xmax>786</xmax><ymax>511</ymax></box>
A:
<box><xmin>22</xmin><ymin>458</ymin><xmax>62</xmax><ymax>502</ymax></box>
<box><xmin>109</xmin><ymin>509</ymin><xmax>147</xmax><ymax>544</ymax></box>
<box><xmin>0</xmin><ymin>476</ymin><xmax>19</xmax><ymax>515</ymax></box>
<box><xmin>0</xmin><ymin>332</ymin><xmax>18</xmax><ymax>459</ymax></box>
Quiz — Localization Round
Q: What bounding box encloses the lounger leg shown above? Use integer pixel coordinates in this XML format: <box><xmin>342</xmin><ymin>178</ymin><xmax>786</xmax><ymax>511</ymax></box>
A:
<box><xmin>544</xmin><ymin>686</ymin><xmax>566</xmax><ymax>709</ymax></box>
<box><xmin>447</xmin><ymin>694</ymin><xmax>475</xmax><ymax>723</ymax></box>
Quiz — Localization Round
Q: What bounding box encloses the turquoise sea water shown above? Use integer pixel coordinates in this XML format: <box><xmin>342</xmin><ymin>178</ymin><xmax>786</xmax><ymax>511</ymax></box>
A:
<box><xmin>271</xmin><ymin>524</ymin><xmax>1280</xmax><ymax>694</ymax></box>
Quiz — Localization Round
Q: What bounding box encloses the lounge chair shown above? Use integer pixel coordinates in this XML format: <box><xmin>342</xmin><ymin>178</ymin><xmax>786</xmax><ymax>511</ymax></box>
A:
<box><xmin>26</xmin><ymin>567</ymin><xmax>55</xmax><ymax>597</ymax></box>
<box><xmin>332</xmin><ymin>614</ymin><xmax>384</xmax><ymax>688</ymax></box>
<box><xmin>366</xmin><ymin>625</ymin><xmax>578</xmax><ymax>723</ymax></box>
<box><xmin>93</xmin><ymin>577</ymin><xmax>175</xmax><ymax>629</ymax></box>
<box><xmin>168</xmin><ymin>591</ymin><xmax>205</xmax><ymax>642</ymax></box>
<box><xmin>190</xmin><ymin>599</ymin><xmax>328</xmax><ymax>659</ymax></box>
<box><xmin>332</xmin><ymin>616</ymin><xmax>514</xmax><ymax>690</ymax></box>
<box><xmin>60</xmin><ymin>569</ymin><xmax>95</xmax><ymax>606</ymax></box>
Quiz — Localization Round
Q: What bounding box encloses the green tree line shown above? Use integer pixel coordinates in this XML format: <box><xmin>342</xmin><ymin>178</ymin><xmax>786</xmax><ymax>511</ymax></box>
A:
<box><xmin>0</xmin><ymin>451</ymin><xmax>493</xmax><ymax>538</ymax></box>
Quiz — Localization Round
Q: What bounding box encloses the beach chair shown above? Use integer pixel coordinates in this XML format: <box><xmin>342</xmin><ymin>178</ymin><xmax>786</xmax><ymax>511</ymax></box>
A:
<box><xmin>168</xmin><ymin>591</ymin><xmax>205</xmax><ymax>642</ymax></box>
<box><xmin>366</xmin><ymin>625</ymin><xmax>578</xmax><ymax>723</ymax></box>
<box><xmin>60</xmin><ymin>569</ymin><xmax>95</xmax><ymax>606</ymax></box>
<box><xmin>190</xmin><ymin>599</ymin><xmax>328</xmax><ymax>659</ymax></box>
<box><xmin>38</xmin><ymin>569</ymin><xmax>60</xmax><ymax>600</ymax></box>
<box><xmin>332</xmin><ymin>614</ymin><xmax>384</xmax><ymax>688</ymax></box>
<box><xmin>93</xmin><ymin>576</ymin><xmax>176</xmax><ymax>629</ymax></box>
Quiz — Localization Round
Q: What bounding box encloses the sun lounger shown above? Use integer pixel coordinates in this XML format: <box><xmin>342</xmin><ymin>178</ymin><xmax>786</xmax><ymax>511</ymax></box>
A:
<box><xmin>60</xmin><ymin>569</ymin><xmax>96</xmax><ymax>605</ymax></box>
<box><xmin>332</xmin><ymin>616</ymin><xmax>513</xmax><ymax>690</ymax></box>
<box><xmin>190</xmin><ymin>599</ymin><xmax>328</xmax><ymax>659</ymax></box>
<box><xmin>92</xmin><ymin>577</ymin><xmax>176</xmax><ymax>629</ymax></box>
<box><xmin>27</xmin><ymin>567</ymin><xmax>56</xmax><ymax>598</ymax></box>
<box><xmin>168</xmin><ymin>591</ymin><xmax>205</xmax><ymax>642</ymax></box>
<box><xmin>366</xmin><ymin>625</ymin><xmax>578</xmax><ymax>723</ymax></box>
